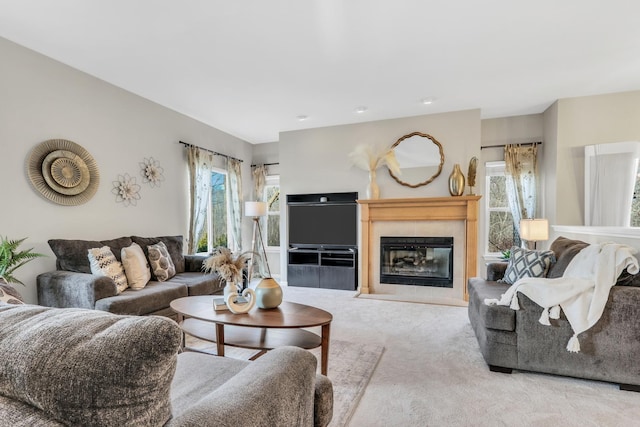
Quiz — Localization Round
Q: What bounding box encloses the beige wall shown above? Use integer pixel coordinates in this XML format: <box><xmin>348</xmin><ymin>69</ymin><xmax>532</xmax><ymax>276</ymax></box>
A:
<box><xmin>480</xmin><ymin>114</ymin><xmax>545</xmax><ymax>255</ymax></box>
<box><xmin>542</xmin><ymin>101</ymin><xmax>559</xmax><ymax>229</ymax></box>
<box><xmin>5</xmin><ymin>33</ymin><xmax>640</xmax><ymax>300</ymax></box>
<box><xmin>0</xmin><ymin>37</ymin><xmax>255</xmax><ymax>303</ymax></box>
<box><xmin>279</xmin><ymin>109</ymin><xmax>481</xmax><ymax>279</ymax></box>
<box><xmin>550</xmin><ymin>90</ymin><xmax>640</xmax><ymax>226</ymax></box>
<box><xmin>280</xmin><ymin>109</ymin><xmax>481</xmax><ymax>198</ymax></box>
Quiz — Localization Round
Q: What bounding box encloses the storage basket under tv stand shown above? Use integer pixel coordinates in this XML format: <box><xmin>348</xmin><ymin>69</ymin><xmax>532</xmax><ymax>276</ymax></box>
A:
<box><xmin>287</xmin><ymin>247</ymin><xmax>357</xmax><ymax>290</ymax></box>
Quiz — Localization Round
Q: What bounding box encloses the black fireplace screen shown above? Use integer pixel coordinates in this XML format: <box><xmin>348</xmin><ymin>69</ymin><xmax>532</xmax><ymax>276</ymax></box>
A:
<box><xmin>380</xmin><ymin>236</ymin><xmax>453</xmax><ymax>287</ymax></box>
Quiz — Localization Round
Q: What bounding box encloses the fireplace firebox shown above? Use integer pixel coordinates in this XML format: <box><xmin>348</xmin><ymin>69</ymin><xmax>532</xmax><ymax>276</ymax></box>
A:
<box><xmin>380</xmin><ymin>236</ymin><xmax>454</xmax><ymax>287</ymax></box>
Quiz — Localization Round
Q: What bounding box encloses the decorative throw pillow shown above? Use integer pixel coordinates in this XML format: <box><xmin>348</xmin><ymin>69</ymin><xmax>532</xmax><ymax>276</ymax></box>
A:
<box><xmin>147</xmin><ymin>241</ymin><xmax>176</xmax><ymax>282</ymax></box>
<box><xmin>0</xmin><ymin>282</ymin><xmax>24</xmax><ymax>305</ymax></box>
<box><xmin>121</xmin><ymin>243</ymin><xmax>151</xmax><ymax>290</ymax></box>
<box><xmin>500</xmin><ymin>246</ymin><xmax>556</xmax><ymax>285</ymax></box>
<box><xmin>88</xmin><ymin>246</ymin><xmax>129</xmax><ymax>293</ymax></box>
<box><xmin>49</xmin><ymin>237</ymin><xmax>133</xmax><ymax>273</ymax></box>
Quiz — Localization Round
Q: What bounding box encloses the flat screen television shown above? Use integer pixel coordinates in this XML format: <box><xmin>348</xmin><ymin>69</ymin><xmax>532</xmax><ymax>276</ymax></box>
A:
<box><xmin>288</xmin><ymin>203</ymin><xmax>357</xmax><ymax>249</ymax></box>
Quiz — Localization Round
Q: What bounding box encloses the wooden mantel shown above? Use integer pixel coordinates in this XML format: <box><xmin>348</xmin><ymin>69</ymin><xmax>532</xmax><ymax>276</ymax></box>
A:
<box><xmin>357</xmin><ymin>196</ymin><xmax>481</xmax><ymax>301</ymax></box>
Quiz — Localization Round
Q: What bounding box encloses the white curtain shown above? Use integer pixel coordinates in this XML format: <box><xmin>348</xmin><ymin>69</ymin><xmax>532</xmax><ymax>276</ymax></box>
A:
<box><xmin>252</xmin><ymin>165</ymin><xmax>268</xmax><ymax>276</ymax></box>
<box><xmin>186</xmin><ymin>146</ymin><xmax>215</xmax><ymax>254</ymax></box>
<box><xmin>253</xmin><ymin>165</ymin><xmax>267</xmax><ymax>201</ymax></box>
<box><xmin>226</xmin><ymin>158</ymin><xmax>243</xmax><ymax>252</ymax></box>
<box><xmin>589</xmin><ymin>152</ymin><xmax>636</xmax><ymax>226</ymax></box>
<box><xmin>504</xmin><ymin>144</ymin><xmax>539</xmax><ymax>241</ymax></box>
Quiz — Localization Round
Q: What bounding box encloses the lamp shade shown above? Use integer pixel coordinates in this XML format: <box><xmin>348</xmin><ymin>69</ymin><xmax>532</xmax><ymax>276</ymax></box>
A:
<box><xmin>520</xmin><ymin>218</ymin><xmax>549</xmax><ymax>241</ymax></box>
<box><xmin>245</xmin><ymin>201</ymin><xmax>267</xmax><ymax>217</ymax></box>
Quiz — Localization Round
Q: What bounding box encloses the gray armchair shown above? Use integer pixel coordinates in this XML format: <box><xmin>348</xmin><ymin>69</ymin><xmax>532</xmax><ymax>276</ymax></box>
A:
<box><xmin>0</xmin><ymin>304</ymin><xmax>333</xmax><ymax>426</ymax></box>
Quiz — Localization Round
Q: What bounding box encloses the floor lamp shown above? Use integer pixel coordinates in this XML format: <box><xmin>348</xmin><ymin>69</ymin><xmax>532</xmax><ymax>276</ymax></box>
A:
<box><xmin>245</xmin><ymin>201</ymin><xmax>283</xmax><ymax>308</ymax></box>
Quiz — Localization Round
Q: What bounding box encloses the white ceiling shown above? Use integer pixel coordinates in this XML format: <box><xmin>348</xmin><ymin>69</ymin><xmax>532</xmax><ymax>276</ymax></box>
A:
<box><xmin>2</xmin><ymin>1</ymin><xmax>640</xmax><ymax>144</ymax></box>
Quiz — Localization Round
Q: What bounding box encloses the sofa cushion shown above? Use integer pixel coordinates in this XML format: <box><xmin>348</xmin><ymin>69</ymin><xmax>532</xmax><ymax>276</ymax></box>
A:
<box><xmin>170</xmin><ymin>352</ymin><xmax>250</xmax><ymax>419</ymax></box>
<box><xmin>468</xmin><ymin>277</ymin><xmax>515</xmax><ymax>331</ymax></box>
<box><xmin>500</xmin><ymin>247</ymin><xmax>555</xmax><ymax>284</ymax></box>
<box><xmin>0</xmin><ymin>304</ymin><xmax>181</xmax><ymax>426</ymax></box>
<box><xmin>0</xmin><ymin>394</ymin><xmax>65</xmax><ymax>426</ymax></box>
<box><xmin>95</xmin><ymin>281</ymin><xmax>187</xmax><ymax>316</ymax></box>
<box><xmin>546</xmin><ymin>236</ymin><xmax>589</xmax><ymax>279</ymax></box>
<box><xmin>49</xmin><ymin>237</ymin><xmax>133</xmax><ymax>273</ymax></box>
<box><xmin>171</xmin><ymin>272</ymin><xmax>224</xmax><ymax>296</ymax></box>
<box><xmin>88</xmin><ymin>246</ymin><xmax>129</xmax><ymax>293</ymax></box>
<box><xmin>120</xmin><ymin>242</ymin><xmax>151</xmax><ymax>290</ymax></box>
<box><xmin>131</xmin><ymin>236</ymin><xmax>185</xmax><ymax>277</ymax></box>
<box><xmin>148</xmin><ymin>241</ymin><xmax>177</xmax><ymax>281</ymax></box>
<box><xmin>0</xmin><ymin>282</ymin><xmax>24</xmax><ymax>305</ymax></box>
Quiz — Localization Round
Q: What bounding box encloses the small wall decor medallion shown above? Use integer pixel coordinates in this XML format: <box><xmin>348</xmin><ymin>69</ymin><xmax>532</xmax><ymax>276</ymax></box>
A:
<box><xmin>27</xmin><ymin>139</ymin><xmax>100</xmax><ymax>206</ymax></box>
<box><xmin>112</xmin><ymin>173</ymin><xmax>141</xmax><ymax>207</ymax></box>
<box><xmin>139</xmin><ymin>157</ymin><xmax>165</xmax><ymax>187</ymax></box>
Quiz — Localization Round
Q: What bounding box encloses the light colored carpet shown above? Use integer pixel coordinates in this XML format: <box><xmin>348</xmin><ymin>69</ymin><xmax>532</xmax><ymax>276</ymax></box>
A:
<box><xmin>312</xmin><ymin>340</ymin><xmax>384</xmax><ymax>426</ymax></box>
<box><xmin>186</xmin><ymin>328</ymin><xmax>383</xmax><ymax>427</ymax></box>
<box><xmin>280</xmin><ymin>285</ymin><xmax>640</xmax><ymax>427</ymax></box>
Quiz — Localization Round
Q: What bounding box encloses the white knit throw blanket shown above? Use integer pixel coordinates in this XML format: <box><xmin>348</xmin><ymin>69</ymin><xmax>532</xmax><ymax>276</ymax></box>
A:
<box><xmin>485</xmin><ymin>242</ymin><xmax>639</xmax><ymax>352</ymax></box>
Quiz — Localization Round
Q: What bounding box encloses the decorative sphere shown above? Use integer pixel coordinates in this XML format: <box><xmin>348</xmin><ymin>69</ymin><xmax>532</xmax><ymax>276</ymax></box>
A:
<box><xmin>255</xmin><ymin>278</ymin><xmax>283</xmax><ymax>309</ymax></box>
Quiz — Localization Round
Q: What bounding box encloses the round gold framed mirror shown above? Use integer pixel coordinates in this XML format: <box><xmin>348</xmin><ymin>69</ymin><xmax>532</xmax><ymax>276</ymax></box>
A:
<box><xmin>388</xmin><ymin>132</ymin><xmax>445</xmax><ymax>188</ymax></box>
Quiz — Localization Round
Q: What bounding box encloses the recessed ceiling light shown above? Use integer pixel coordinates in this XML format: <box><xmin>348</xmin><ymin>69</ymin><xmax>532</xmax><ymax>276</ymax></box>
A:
<box><xmin>421</xmin><ymin>97</ymin><xmax>437</xmax><ymax>105</ymax></box>
<box><xmin>296</xmin><ymin>115</ymin><xmax>309</xmax><ymax>121</ymax></box>
<box><xmin>354</xmin><ymin>106</ymin><xmax>368</xmax><ymax>114</ymax></box>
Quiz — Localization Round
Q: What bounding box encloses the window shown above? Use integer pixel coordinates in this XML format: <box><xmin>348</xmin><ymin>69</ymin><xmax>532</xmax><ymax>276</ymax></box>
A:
<box><xmin>264</xmin><ymin>175</ymin><xmax>280</xmax><ymax>248</ymax></box>
<box><xmin>196</xmin><ymin>169</ymin><xmax>228</xmax><ymax>252</ymax></box>
<box><xmin>633</xmin><ymin>164</ymin><xmax>640</xmax><ymax>227</ymax></box>
<box><xmin>485</xmin><ymin>162</ymin><xmax>518</xmax><ymax>255</ymax></box>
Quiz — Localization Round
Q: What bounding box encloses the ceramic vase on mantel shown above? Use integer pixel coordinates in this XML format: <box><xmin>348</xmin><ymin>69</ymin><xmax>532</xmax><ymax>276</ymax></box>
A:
<box><xmin>448</xmin><ymin>163</ymin><xmax>465</xmax><ymax>197</ymax></box>
<box><xmin>255</xmin><ymin>277</ymin><xmax>283</xmax><ymax>309</ymax></box>
<box><xmin>366</xmin><ymin>170</ymin><xmax>380</xmax><ymax>199</ymax></box>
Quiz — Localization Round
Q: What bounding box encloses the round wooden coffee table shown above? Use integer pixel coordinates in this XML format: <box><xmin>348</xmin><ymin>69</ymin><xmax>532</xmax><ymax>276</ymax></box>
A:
<box><xmin>170</xmin><ymin>296</ymin><xmax>333</xmax><ymax>375</ymax></box>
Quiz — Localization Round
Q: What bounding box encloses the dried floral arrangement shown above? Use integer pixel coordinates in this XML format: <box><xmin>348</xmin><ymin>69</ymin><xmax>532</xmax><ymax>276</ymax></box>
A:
<box><xmin>467</xmin><ymin>156</ymin><xmax>478</xmax><ymax>188</ymax></box>
<box><xmin>349</xmin><ymin>144</ymin><xmax>402</xmax><ymax>176</ymax></box>
<box><xmin>202</xmin><ymin>247</ymin><xmax>253</xmax><ymax>283</ymax></box>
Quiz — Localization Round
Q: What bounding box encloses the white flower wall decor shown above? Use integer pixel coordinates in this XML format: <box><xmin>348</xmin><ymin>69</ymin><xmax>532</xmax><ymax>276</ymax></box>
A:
<box><xmin>140</xmin><ymin>157</ymin><xmax>165</xmax><ymax>187</ymax></box>
<box><xmin>112</xmin><ymin>173</ymin><xmax>141</xmax><ymax>207</ymax></box>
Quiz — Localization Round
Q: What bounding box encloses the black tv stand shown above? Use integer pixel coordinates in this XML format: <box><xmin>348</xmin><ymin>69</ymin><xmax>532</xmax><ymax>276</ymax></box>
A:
<box><xmin>287</xmin><ymin>247</ymin><xmax>358</xmax><ymax>290</ymax></box>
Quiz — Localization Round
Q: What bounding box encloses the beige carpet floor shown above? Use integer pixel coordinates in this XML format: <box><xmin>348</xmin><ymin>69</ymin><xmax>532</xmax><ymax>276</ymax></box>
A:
<box><xmin>186</xmin><ymin>319</ymin><xmax>383</xmax><ymax>427</ymax></box>
<box><xmin>279</xmin><ymin>285</ymin><xmax>640</xmax><ymax>427</ymax></box>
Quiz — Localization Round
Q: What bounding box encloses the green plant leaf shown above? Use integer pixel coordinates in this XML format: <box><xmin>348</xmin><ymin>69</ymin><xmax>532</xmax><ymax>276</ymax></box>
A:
<box><xmin>0</xmin><ymin>236</ymin><xmax>46</xmax><ymax>286</ymax></box>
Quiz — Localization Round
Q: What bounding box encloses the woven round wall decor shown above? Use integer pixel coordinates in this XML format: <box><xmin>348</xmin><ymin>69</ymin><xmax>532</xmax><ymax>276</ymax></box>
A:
<box><xmin>27</xmin><ymin>139</ymin><xmax>100</xmax><ymax>206</ymax></box>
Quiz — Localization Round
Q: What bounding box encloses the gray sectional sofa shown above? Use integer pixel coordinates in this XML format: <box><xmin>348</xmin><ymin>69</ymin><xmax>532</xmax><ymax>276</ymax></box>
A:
<box><xmin>37</xmin><ymin>235</ymin><xmax>223</xmax><ymax>319</ymax></box>
<box><xmin>468</xmin><ymin>236</ymin><xmax>640</xmax><ymax>391</ymax></box>
<box><xmin>0</xmin><ymin>304</ymin><xmax>333</xmax><ymax>426</ymax></box>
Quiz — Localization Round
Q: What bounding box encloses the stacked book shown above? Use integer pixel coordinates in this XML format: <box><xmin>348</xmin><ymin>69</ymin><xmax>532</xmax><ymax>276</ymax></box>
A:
<box><xmin>213</xmin><ymin>296</ymin><xmax>249</xmax><ymax>311</ymax></box>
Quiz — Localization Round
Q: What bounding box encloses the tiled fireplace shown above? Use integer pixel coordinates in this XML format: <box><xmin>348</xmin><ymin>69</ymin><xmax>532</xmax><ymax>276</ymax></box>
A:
<box><xmin>358</xmin><ymin>196</ymin><xmax>480</xmax><ymax>304</ymax></box>
<box><xmin>380</xmin><ymin>236</ymin><xmax>454</xmax><ymax>287</ymax></box>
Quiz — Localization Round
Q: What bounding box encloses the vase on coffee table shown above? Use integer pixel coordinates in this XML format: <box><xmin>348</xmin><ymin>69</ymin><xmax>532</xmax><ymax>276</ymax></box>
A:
<box><xmin>255</xmin><ymin>277</ymin><xmax>283</xmax><ymax>309</ymax></box>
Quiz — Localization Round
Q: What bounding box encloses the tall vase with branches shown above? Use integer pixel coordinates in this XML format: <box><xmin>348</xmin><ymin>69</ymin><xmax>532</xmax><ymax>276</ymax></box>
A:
<box><xmin>203</xmin><ymin>247</ymin><xmax>257</xmax><ymax>313</ymax></box>
<box><xmin>349</xmin><ymin>144</ymin><xmax>401</xmax><ymax>199</ymax></box>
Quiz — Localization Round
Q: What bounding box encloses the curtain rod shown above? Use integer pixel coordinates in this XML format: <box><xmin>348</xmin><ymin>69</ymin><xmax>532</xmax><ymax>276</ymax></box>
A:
<box><xmin>480</xmin><ymin>141</ymin><xmax>543</xmax><ymax>150</ymax></box>
<box><xmin>251</xmin><ymin>162</ymin><xmax>279</xmax><ymax>168</ymax></box>
<box><xmin>178</xmin><ymin>141</ymin><xmax>243</xmax><ymax>163</ymax></box>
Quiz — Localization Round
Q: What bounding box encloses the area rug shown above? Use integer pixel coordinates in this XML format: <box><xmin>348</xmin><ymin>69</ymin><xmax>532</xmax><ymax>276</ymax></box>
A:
<box><xmin>186</xmin><ymin>336</ymin><xmax>384</xmax><ymax>427</ymax></box>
